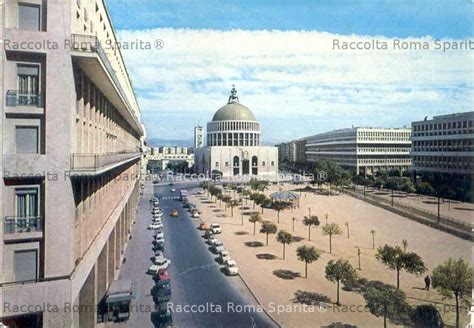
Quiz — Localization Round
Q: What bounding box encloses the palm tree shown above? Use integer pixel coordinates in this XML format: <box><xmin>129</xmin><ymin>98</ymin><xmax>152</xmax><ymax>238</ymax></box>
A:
<box><xmin>371</xmin><ymin>230</ymin><xmax>376</xmax><ymax>249</ymax></box>
<box><xmin>322</xmin><ymin>223</ymin><xmax>343</xmax><ymax>253</ymax></box>
<box><xmin>325</xmin><ymin>259</ymin><xmax>358</xmax><ymax>305</ymax></box>
<box><xmin>260</xmin><ymin>221</ymin><xmax>277</xmax><ymax>246</ymax></box>
<box><xmin>296</xmin><ymin>245</ymin><xmax>320</xmax><ymax>278</ymax></box>
<box><xmin>344</xmin><ymin>221</ymin><xmax>350</xmax><ymax>238</ymax></box>
<box><xmin>249</xmin><ymin>212</ymin><xmax>262</xmax><ymax>235</ymax></box>
<box><xmin>402</xmin><ymin>239</ymin><xmax>408</xmax><ymax>252</ymax></box>
<box><xmin>272</xmin><ymin>201</ymin><xmax>291</xmax><ymax>223</ymax></box>
<box><xmin>302</xmin><ymin>215</ymin><xmax>320</xmax><ymax>241</ymax></box>
<box><xmin>292</xmin><ymin>217</ymin><xmax>296</xmax><ymax>232</ymax></box>
<box><xmin>276</xmin><ymin>230</ymin><xmax>292</xmax><ymax>259</ymax></box>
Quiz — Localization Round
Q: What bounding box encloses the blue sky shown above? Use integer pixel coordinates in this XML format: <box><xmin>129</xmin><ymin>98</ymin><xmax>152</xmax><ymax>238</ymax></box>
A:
<box><xmin>108</xmin><ymin>1</ymin><xmax>473</xmax><ymax>143</ymax></box>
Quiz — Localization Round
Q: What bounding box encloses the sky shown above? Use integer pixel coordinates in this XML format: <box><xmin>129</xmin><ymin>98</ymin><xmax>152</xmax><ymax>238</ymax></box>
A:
<box><xmin>107</xmin><ymin>0</ymin><xmax>473</xmax><ymax>144</ymax></box>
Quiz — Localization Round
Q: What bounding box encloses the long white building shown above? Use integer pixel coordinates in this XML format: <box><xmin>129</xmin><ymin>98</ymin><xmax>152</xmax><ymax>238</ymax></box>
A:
<box><xmin>305</xmin><ymin>127</ymin><xmax>412</xmax><ymax>175</ymax></box>
<box><xmin>195</xmin><ymin>87</ymin><xmax>278</xmax><ymax>178</ymax></box>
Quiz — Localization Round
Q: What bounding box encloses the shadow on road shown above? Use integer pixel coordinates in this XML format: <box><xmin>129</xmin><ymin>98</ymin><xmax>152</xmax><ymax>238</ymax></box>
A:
<box><xmin>244</xmin><ymin>241</ymin><xmax>264</xmax><ymax>247</ymax></box>
<box><xmin>256</xmin><ymin>253</ymin><xmax>277</xmax><ymax>260</ymax></box>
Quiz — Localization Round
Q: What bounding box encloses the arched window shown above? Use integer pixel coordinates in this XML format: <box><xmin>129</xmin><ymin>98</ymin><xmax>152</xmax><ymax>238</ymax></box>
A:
<box><xmin>252</xmin><ymin>156</ymin><xmax>258</xmax><ymax>175</ymax></box>
<box><xmin>233</xmin><ymin>156</ymin><xmax>240</xmax><ymax>175</ymax></box>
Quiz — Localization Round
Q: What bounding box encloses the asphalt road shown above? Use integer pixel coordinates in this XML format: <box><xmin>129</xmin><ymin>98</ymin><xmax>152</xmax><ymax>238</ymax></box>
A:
<box><xmin>155</xmin><ymin>182</ymin><xmax>277</xmax><ymax>328</ymax></box>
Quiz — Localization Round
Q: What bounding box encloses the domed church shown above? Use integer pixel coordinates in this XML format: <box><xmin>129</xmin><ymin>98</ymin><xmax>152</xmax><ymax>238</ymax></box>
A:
<box><xmin>194</xmin><ymin>86</ymin><xmax>278</xmax><ymax>178</ymax></box>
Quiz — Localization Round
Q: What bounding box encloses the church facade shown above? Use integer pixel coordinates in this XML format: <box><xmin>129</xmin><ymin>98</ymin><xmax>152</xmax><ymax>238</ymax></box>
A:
<box><xmin>194</xmin><ymin>87</ymin><xmax>278</xmax><ymax>178</ymax></box>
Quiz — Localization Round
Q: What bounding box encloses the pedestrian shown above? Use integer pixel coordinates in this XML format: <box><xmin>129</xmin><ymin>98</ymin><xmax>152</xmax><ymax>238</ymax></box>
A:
<box><xmin>424</xmin><ymin>275</ymin><xmax>431</xmax><ymax>291</ymax></box>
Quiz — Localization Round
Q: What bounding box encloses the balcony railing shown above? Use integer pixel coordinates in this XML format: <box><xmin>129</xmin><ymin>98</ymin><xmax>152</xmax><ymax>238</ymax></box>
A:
<box><xmin>6</xmin><ymin>90</ymin><xmax>44</xmax><ymax>107</ymax></box>
<box><xmin>4</xmin><ymin>216</ymin><xmax>43</xmax><ymax>234</ymax></box>
<box><xmin>70</xmin><ymin>151</ymin><xmax>141</xmax><ymax>171</ymax></box>
<box><xmin>70</xmin><ymin>34</ymin><xmax>139</xmax><ymax>126</ymax></box>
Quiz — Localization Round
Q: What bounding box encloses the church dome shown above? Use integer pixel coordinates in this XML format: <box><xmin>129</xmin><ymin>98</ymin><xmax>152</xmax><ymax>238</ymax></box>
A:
<box><xmin>212</xmin><ymin>86</ymin><xmax>256</xmax><ymax>122</ymax></box>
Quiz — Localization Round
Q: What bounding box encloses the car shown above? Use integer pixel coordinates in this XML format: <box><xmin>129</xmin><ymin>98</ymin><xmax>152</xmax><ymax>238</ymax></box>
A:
<box><xmin>170</xmin><ymin>210</ymin><xmax>179</xmax><ymax>217</ymax></box>
<box><xmin>219</xmin><ymin>250</ymin><xmax>231</xmax><ymax>263</ymax></box>
<box><xmin>153</xmin><ymin>241</ymin><xmax>165</xmax><ymax>252</ymax></box>
<box><xmin>154</xmin><ymin>279</ymin><xmax>171</xmax><ymax>290</ymax></box>
<box><xmin>151</xmin><ymin>302</ymin><xmax>173</xmax><ymax>327</ymax></box>
<box><xmin>210</xmin><ymin>241</ymin><xmax>224</xmax><ymax>252</ymax></box>
<box><xmin>152</xmin><ymin>210</ymin><xmax>163</xmax><ymax>216</ymax></box>
<box><xmin>207</xmin><ymin>235</ymin><xmax>218</xmax><ymax>245</ymax></box>
<box><xmin>154</xmin><ymin>237</ymin><xmax>165</xmax><ymax>245</ymax></box>
<box><xmin>210</xmin><ymin>223</ymin><xmax>222</xmax><ymax>234</ymax></box>
<box><xmin>191</xmin><ymin>212</ymin><xmax>200</xmax><ymax>218</ymax></box>
<box><xmin>147</xmin><ymin>264</ymin><xmax>162</xmax><ymax>275</ymax></box>
<box><xmin>154</xmin><ymin>250</ymin><xmax>164</xmax><ymax>258</ymax></box>
<box><xmin>148</xmin><ymin>223</ymin><xmax>163</xmax><ymax>230</ymax></box>
<box><xmin>224</xmin><ymin>260</ymin><xmax>239</xmax><ymax>275</ymax></box>
<box><xmin>214</xmin><ymin>245</ymin><xmax>226</xmax><ymax>255</ymax></box>
<box><xmin>151</xmin><ymin>284</ymin><xmax>172</xmax><ymax>303</ymax></box>
<box><xmin>169</xmin><ymin>182</ymin><xmax>174</xmax><ymax>186</ymax></box>
<box><xmin>152</xmin><ymin>256</ymin><xmax>171</xmax><ymax>269</ymax></box>
<box><xmin>152</xmin><ymin>217</ymin><xmax>163</xmax><ymax>222</ymax></box>
<box><xmin>156</xmin><ymin>268</ymin><xmax>170</xmax><ymax>281</ymax></box>
<box><xmin>171</xmin><ymin>188</ymin><xmax>176</xmax><ymax>192</ymax></box>
<box><xmin>154</xmin><ymin>232</ymin><xmax>165</xmax><ymax>240</ymax></box>
<box><xmin>197</xmin><ymin>189</ymin><xmax>205</xmax><ymax>194</ymax></box>
<box><xmin>203</xmin><ymin>229</ymin><xmax>214</xmax><ymax>239</ymax></box>
<box><xmin>199</xmin><ymin>223</ymin><xmax>209</xmax><ymax>230</ymax></box>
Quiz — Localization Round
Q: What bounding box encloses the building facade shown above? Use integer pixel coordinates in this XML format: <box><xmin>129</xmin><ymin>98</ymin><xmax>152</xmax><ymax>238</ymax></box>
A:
<box><xmin>277</xmin><ymin>142</ymin><xmax>297</xmax><ymax>163</ymax></box>
<box><xmin>1</xmin><ymin>1</ymin><xmax>143</xmax><ymax>327</ymax></box>
<box><xmin>147</xmin><ymin>146</ymin><xmax>194</xmax><ymax>172</ymax></box>
<box><xmin>411</xmin><ymin>112</ymin><xmax>474</xmax><ymax>175</ymax></box>
<box><xmin>194</xmin><ymin>87</ymin><xmax>278</xmax><ymax>178</ymax></box>
<box><xmin>305</xmin><ymin>127</ymin><xmax>412</xmax><ymax>175</ymax></box>
<box><xmin>194</xmin><ymin>125</ymin><xmax>204</xmax><ymax>149</ymax></box>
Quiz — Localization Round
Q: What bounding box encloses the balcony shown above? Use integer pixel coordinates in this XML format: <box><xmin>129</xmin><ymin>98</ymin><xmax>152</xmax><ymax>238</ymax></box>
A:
<box><xmin>70</xmin><ymin>151</ymin><xmax>142</xmax><ymax>175</ymax></box>
<box><xmin>6</xmin><ymin>90</ymin><xmax>44</xmax><ymax>107</ymax></box>
<box><xmin>69</xmin><ymin>34</ymin><xmax>142</xmax><ymax>135</ymax></box>
<box><xmin>4</xmin><ymin>216</ymin><xmax>43</xmax><ymax>241</ymax></box>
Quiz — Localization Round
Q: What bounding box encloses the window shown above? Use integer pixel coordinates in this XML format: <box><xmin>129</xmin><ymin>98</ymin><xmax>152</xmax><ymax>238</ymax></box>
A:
<box><xmin>14</xmin><ymin>249</ymin><xmax>38</xmax><ymax>282</ymax></box>
<box><xmin>17</xmin><ymin>64</ymin><xmax>40</xmax><ymax>105</ymax></box>
<box><xmin>15</xmin><ymin>188</ymin><xmax>38</xmax><ymax>217</ymax></box>
<box><xmin>18</xmin><ymin>3</ymin><xmax>41</xmax><ymax>31</ymax></box>
<box><xmin>16</xmin><ymin>126</ymin><xmax>39</xmax><ymax>154</ymax></box>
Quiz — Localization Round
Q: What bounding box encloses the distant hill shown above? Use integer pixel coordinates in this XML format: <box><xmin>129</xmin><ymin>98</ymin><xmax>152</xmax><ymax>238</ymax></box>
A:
<box><xmin>147</xmin><ymin>138</ymin><xmax>193</xmax><ymax>148</ymax></box>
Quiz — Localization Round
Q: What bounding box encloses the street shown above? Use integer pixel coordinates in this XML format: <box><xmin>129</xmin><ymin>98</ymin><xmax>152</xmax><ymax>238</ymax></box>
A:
<box><xmin>114</xmin><ymin>181</ymin><xmax>277</xmax><ymax>328</ymax></box>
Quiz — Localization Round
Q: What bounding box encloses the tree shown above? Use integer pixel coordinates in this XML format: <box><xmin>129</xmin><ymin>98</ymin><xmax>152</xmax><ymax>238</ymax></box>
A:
<box><xmin>249</xmin><ymin>192</ymin><xmax>259</xmax><ymax>209</ymax></box>
<box><xmin>302</xmin><ymin>215</ymin><xmax>320</xmax><ymax>241</ymax></box>
<box><xmin>325</xmin><ymin>259</ymin><xmax>358</xmax><ymax>305</ymax></box>
<box><xmin>322</xmin><ymin>223</ymin><xmax>343</xmax><ymax>253</ymax></box>
<box><xmin>229</xmin><ymin>199</ymin><xmax>240</xmax><ymax>217</ymax></box>
<box><xmin>344</xmin><ymin>221</ymin><xmax>349</xmax><ymax>238</ymax></box>
<box><xmin>296</xmin><ymin>245</ymin><xmax>320</xmax><ymax>278</ymax></box>
<box><xmin>432</xmin><ymin>258</ymin><xmax>472</xmax><ymax>328</ymax></box>
<box><xmin>249</xmin><ymin>212</ymin><xmax>262</xmax><ymax>235</ymax></box>
<box><xmin>375</xmin><ymin>245</ymin><xmax>426</xmax><ymax>289</ymax></box>
<box><xmin>276</xmin><ymin>230</ymin><xmax>292</xmax><ymax>259</ymax></box>
<box><xmin>260</xmin><ymin>221</ymin><xmax>277</xmax><ymax>246</ymax></box>
<box><xmin>254</xmin><ymin>194</ymin><xmax>268</xmax><ymax>214</ymax></box>
<box><xmin>363</xmin><ymin>282</ymin><xmax>409</xmax><ymax>328</ymax></box>
<box><xmin>402</xmin><ymin>239</ymin><xmax>408</xmax><ymax>253</ymax></box>
<box><xmin>272</xmin><ymin>201</ymin><xmax>291</xmax><ymax>223</ymax></box>
<box><xmin>221</xmin><ymin>195</ymin><xmax>231</xmax><ymax>210</ymax></box>
<box><xmin>370</xmin><ymin>230</ymin><xmax>376</xmax><ymax>249</ymax></box>
<box><xmin>411</xmin><ymin>304</ymin><xmax>443</xmax><ymax>328</ymax></box>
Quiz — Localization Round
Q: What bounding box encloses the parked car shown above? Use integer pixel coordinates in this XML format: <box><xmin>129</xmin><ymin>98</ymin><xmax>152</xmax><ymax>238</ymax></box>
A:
<box><xmin>152</xmin><ymin>211</ymin><xmax>163</xmax><ymax>217</ymax></box>
<box><xmin>154</xmin><ymin>279</ymin><xmax>171</xmax><ymax>290</ymax></box>
<box><xmin>219</xmin><ymin>250</ymin><xmax>231</xmax><ymax>263</ymax></box>
<box><xmin>214</xmin><ymin>245</ymin><xmax>226</xmax><ymax>255</ymax></box>
<box><xmin>210</xmin><ymin>241</ymin><xmax>224</xmax><ymax>252</ymax></box>
<box><xmin>153</xmin><ymin>241</ymin><xmax>165</xmax><ymax>252</ymax></box>
<box><xmin>224</xmin><ymin>260</ymin><xmax>239</xmax><ymax>275</ymax></box>
<box><xmin>148</xmin><ymin>223</ymin><xmax>163</xmax><ymax>230</ymax></box>
<box><xmin>197</xmin><ymin>189</ymin><xmax>205</xmax><ymax>194</ymax></box>
<box><xmin>155</xmin><ymin>232</ymin><xmax>165</xmax><ymax>240</ymax></box>
<box><xmin>170</xmin><ymin>210</ymin><xmax>179</xmax><ymax>217</ymax></box>
<box><xmin>152</xmin><ymin>285</ymin><xmax>172</xmax><ymax>303</ymax></box>
<box><xmin>153</xmin><ymin>237</ymin><xmax>165</xmax><ymax>244</ymax></box>
<box><xmin>199</xmin><ymin>223</ymin><xmax>209</xmax><ymax>230</ymax></box>
<box><xmin>156</xmin><ymin>268</ymin><xmax>170</xmax><ymax>281</ymax></box>
<box><xmin>191</xmin><ymin>212</ymin><xmax>200</xmax><ymax>219</ymax></box>
<box><xmin>207</xmin><ymin>235</ymin><xmax>218</xmax><ymax>245</ymax></box>
<box><xmin>154</xmin><ymin>250</ymin><xmax>163</xmax><ymax>258</ymax></box>
<box><xmin>203</xmin><ymin>229</ymin><xmax>214</xmax><ymax>239</ymax></box>
<box><xmin>151</xmin><ymin>302</ymin><xmax>173</xmax><ymax>327</ymax></box>
<box><xmin>210</xmin><ymin>223</ymin><xmax>222</xmax><ymax>234</ymax></box>
<box><xmin>152</xmin><ymin>256</ymin><xmax>171</xmax><ymax>269</ymax></box>
<box><xmin>171</xmin><ymin>188</ymin><xmax>176</xmax><ymax>192</ymax></box>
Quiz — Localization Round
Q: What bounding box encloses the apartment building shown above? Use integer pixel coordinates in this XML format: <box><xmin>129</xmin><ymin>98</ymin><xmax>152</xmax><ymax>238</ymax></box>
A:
<box><xmin>1</xmin><ymin>1</ymin><xmax>144</xmax><ymax>327</ymax></box>
<box><xmin>194</xmin><ymin>125</ymin><xmax>204</xmax><ymax>149</ymax></box>
<box><xmin>277</xmin><ymin>142</ymin><xmax>296</xmax><ymax>163</ymax></box>
<box><xmin>305</xmin><ymin>127</ymin><xmax>412</xmax><ymax>175</ymax></box>
<box><xmin>411</xmin><ymin>112</ymin><xmax>474</xmax><ymax>175</ymax></box>
<box><xmin>148</xmin><ymin>146</ymin><xmax>194</xmax><ymax>172</ymax></box>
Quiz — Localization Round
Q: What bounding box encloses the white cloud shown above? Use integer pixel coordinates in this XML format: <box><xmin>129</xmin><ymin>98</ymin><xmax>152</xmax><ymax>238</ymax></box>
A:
<box><xmin>117</xmin><ymin>28</ymin><xmax>473</xmax><ymax>141</ymax></box>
